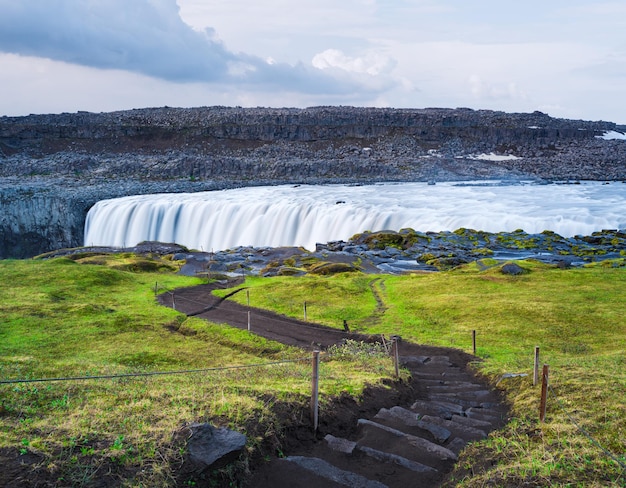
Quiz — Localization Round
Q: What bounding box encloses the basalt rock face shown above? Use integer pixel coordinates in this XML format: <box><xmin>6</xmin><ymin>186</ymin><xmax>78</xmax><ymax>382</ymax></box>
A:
<box><xmin>1</xmin><ymin>106</ymin><xmax>625</xmax><ymax>258</ymax></box>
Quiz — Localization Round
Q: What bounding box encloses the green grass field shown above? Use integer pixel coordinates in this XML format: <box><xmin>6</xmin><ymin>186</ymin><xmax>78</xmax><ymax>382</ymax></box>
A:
<box><xmin>0</xmin><ymin>256</ymin><xmax>396</xmax><ymax>487</ymax></box>
<box><xmin>225</xmin><ymin>260</ymin><xmax>626</xmax><ymax>487</ymax></box>
<box><xmin>1</xmin><ymin>255</ymin><xmax>624</xmax><ymax>486</ymax></box>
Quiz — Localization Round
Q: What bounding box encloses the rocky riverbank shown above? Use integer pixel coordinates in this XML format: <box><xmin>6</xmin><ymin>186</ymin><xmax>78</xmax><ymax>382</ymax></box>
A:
<box><xmin>38</xmin><ymin>225</ymin><xmax>626</xmax><ymax>277</ymax></box>
<box><xmin>1</xmin><ymin>106</ymin><xmax>625</xmax><ymax>258</ymax></box>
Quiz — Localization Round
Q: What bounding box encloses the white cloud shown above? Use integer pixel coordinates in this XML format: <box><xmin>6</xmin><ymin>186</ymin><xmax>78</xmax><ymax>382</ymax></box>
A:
<box><xmin>468</xmin><ymin>75</ymin><xmax>528</xmax><ymax>102</ymax></box>
<box><xmin>0</xmin><ymin>0</ymin><xmax>624</xmax><ymax>123</ymax></box>
<box><xmin>0</xmin><ymin>0</ymin><xmax>232</xmax><ymax>82</ymax></box>
<box><xmin>312</xmin><ymin>49</ymin><xmax>395</xmax><ymax>75</ymax></box>
<box><xmin>0</xmin><ymin>0</ymin><xmax>368</xmax><ymax>96</ymax></box>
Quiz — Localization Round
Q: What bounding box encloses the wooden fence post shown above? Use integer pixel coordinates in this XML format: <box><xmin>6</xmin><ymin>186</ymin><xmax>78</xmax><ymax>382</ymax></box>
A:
<box><xmin>154</xmin><ymin>282</ymin><xmax>158</xmax><ymax>296</ymax></box>
<box><xmin>392</xmin><ymin>337</ymin><xmax>400</xmax><ymax>378</ymax></box>
<box><xmin>304</xmin><ymin>301</ymin><xmax>307</xmax><ymax>321</ymax></box>
<box><xmin>311</xmin><ymin>350</ymin><xmax>320</xmax><ymax>432</ymax></box>
<box><xmin>247</xmin><ymin>289</ymin><xmax>250</xmax><ymax>307</ymax></box>
<box><xmin>533</xmin><ymin>346</ymin><xmax>540</xmax><ymax>386</ymax></box>
<box><xmin>539</xmin><ymin>364</ymin><xmax>549</xmax><ymax>422</ymax></box>
<box><xmin>472</xmin><ymin>330</ymin><xmax>477</xmax><ymax>355</ymax></box>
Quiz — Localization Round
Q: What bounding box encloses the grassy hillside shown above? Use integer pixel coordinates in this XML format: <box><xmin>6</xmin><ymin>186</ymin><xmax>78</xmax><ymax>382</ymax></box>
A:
<box><xmin>0</xmin><ymin>256</ymin><xmax>396</xmax><ymax>487</ymax></box>
<box><xmin>226</xmin><ymin>260</ymin><xmax>626</xmax><ymax>486</ymax></box>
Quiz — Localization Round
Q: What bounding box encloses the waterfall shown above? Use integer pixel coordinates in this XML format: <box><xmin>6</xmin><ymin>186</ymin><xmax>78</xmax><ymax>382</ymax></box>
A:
<box><xmin>84</xmin><ymin>182</ymin><xmax>626</xmax><ymax>251</ymax></box>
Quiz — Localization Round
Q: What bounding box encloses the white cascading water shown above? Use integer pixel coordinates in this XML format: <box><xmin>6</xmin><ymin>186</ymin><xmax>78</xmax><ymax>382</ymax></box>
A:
<box><xmin>84</xmin><ymin>181</ymin><xmax>626</xmax><ymax>251</ymax></box>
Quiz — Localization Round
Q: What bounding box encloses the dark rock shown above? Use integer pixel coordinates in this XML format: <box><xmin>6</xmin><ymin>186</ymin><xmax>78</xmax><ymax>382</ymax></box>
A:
<box><xmin>500</xmin><ymin>262</ymin><xmax>526</xmax><ymax>275</ymax></box>
<box><xmin>186</xmin><ymin>423</ymin><xmax>246</xmax><ymax>473</ymax></box>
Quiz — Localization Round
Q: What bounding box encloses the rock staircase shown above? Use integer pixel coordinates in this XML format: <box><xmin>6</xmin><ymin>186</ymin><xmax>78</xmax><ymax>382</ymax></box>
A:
<box><xmin>251</xmin><ymin>353</ymin><xmax>508</xmax><ymax>487</ymax></box>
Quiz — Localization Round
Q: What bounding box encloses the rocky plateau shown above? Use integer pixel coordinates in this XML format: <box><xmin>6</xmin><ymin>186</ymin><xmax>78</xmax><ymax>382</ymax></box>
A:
<box><xmin>1</xmin><ymin>106</ymin><xmax>625</xmax><ymax>258</ymax></box>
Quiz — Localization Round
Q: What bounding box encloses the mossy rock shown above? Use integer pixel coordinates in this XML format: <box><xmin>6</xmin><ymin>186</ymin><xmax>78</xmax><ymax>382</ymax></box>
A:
<box><xmin>260</xmin><ymin>260</ymin><xmax>281</xmax><ymax>275</ymax></box>
<box><xmin>206</xmin><ymin>273</ymin><xmax>230</xmax><ymax>281</ymax></box>
<box><xmin>111</xmin><ymin>258</ymin><xmax>178</xmax><ymax>273</ymax></box>
<box><xmin>363</xmin><ymin>231</ymin><xmax>405</xmax><ymax>249</ymax></box>
<box><xmin>308</xmin><ymin>262</ymin><xmax>359</xmax><ymax>275</ymax></box>
<box><xmin>495</xmin><ymin>232</ymin><xmax>538</xmax><ymax>249</ymax></box>
<box><xmin>426</xmin><ymin>256</ymin><xmax>469</xmax><ymax>269</ymax></box>
<box><xmin>470</xmin><ymin>247</ymin><xmax>494</xmax><ymax>256</ymax></box>
<box><xmin>587</xmin><ymin>258</ymin><xmax>626</xmax><ymax>268</ymax></box>
<box><xmin>351</xmin><ymin>229</ymin><xmax>422</xmax><ymax>250</ymax></box>
<box><xmin>277</xmin><ymin>266</ymin><xmax>305</xmax><ymax>276</ymax></box>
<box><xmin>417</xmin><ymin>252</ymin><xmax>438</xmax><ymax>262</ymax></box>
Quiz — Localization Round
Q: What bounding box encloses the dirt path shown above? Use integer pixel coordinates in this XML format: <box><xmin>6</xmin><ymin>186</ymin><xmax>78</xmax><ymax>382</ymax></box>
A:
<box><xmin>161</xmin><ymin>280</ymin><xmax>510</xmax><ymax>487</ymax></box>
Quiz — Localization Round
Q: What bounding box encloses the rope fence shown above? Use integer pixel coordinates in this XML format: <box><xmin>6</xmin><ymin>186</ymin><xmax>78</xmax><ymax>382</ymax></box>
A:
<box><xmin>1</xmin><ymin>354</ymin><xmax>326</xmax><ymax>432</ymax></box>
<box><xmin>0</xmin><ymin>358</ymin><xmax>309</xmax><ymax>385</ymax></box>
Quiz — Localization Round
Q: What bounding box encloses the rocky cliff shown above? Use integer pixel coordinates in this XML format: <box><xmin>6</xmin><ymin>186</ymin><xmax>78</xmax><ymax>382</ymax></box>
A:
<box><xmin>1</xmin><ymin>106</ymin><xmax>625</xmax><ymax>258</ymax></box>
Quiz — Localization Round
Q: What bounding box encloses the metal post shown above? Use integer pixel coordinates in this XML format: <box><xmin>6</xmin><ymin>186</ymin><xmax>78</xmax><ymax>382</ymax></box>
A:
<box><xmin>247</xmin><ymin>311</ymin><xmax>251</xmax><ymax>332</ymax></box>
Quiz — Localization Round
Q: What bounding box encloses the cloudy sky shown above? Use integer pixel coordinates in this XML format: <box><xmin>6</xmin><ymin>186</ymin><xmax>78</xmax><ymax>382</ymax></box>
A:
<box><xmin>0</xmin><ymin>0</ymin><xmax>625</xmax><ymax>123</ymax></box>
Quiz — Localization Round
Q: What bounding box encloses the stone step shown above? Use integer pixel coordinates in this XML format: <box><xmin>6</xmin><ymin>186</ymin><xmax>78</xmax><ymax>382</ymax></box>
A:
<box><xmin>325</xmin><ymin>434</ymin><xmax>357</xmax><ymax>454</ymax></box>
<box><xmin>425</xmin><ymin>355</ymin><xmax>452</xmax><ymax>365</ymax></box>
<box><xmin>373</xmin><ymin>407</ymin><xmax>452</xmax><ymax>443</ymax></box>
<box><xmin>282</xmin><ymin>456</ymin><xmax>388</xmax><ymax>488</ymax></box>
<box><xmin>426</xmin><ymin>385</ymin><xmax>491</xmax><ymax>394</ymax></box>
<box><xmin>465</xmin><ymin>407</ymin><xmax>507</xmax><ymax>423</ymax></box>
<box><xmin>399</xmin><ymin>355</ymin><xmax>430</xmax><ymax>367</ymax></box>
<box><xmin>449</xmin><ymin>414</ymin><xmax>493</xmax><ymax>429</ymax></box>
<box><xmin>357</xmin><ymin>418</ymin><xmax>458</xmax><ymax>465</ymax></box>
<box><xmin>429</xmin><ymin>390</ymin><xmax>496</xmax><ymax>410</ymax></box>
<box><xmin>447</xmin><ymin>437</ymin><xmax>469</xmax><ymax>455</ymax></box>
<box><xmin>324</xmin><ymin>435</ymin><xmax>439</xmax><ymax>475</ymax></box>
<box><xmin>412</xmin><ymin>373</ymin><xmax>470</xmax><ymax>383</ymax></box>
<box><xmin>411</xmin><ymin>370</ymin><xmax>469</xmax><ymax>381</ymax></box>
<box><xmin>321</xmin><ymin>434</ymin><xmax>443</xmax><ymax>487</ymax></box>
<box><xmin>419</xmin><ymin>415</ymin><xmax>487</xmax><ymax>443</ymax></box>
<box><xmin>411</xmin><ymin>399</ymin><xmax>464</xmax><ymax>419</ymax></box>
<box><xmin>357</xmin><ymin>444</ymin><xmax>439</xmax><ymax>475</ymax></box>
<box><xmin>415</xmin><ymin>378</ymin><xmax>483</xmax><ymax>386</ymax></box>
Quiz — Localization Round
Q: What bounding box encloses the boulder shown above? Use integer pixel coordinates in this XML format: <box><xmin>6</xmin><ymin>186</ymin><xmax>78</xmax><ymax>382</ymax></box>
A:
<box><xmin>500</xmin><ymin>262</ymin><xmax>525</xmax><ymax>275</ymax></box>
<box><xmin>186</xmin><ymin>423</ymin><xmax>246</xmax><ymax>473</ymax></box>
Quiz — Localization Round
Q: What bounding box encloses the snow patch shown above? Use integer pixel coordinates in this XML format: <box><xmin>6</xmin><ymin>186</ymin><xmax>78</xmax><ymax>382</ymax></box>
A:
<box><xmin>597</xmin><ymin>130</ymin><xmax>626</xmax><ymax>141</ymax></box>
<box><xmin>470</xmin><ymin>153</ymin><xmax>520</xmax><ymax>161</ymax></box>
